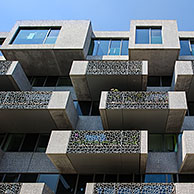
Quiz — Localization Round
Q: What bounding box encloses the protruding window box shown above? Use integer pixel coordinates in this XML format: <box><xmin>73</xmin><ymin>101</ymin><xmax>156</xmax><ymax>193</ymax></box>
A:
<box><xmin>172</xmin><ymin>61</ymin><xmax>194</xmax><ymax>101</ymax></box>
<box><xmin>100</xmin><ymin>91</ymin><xmax>187</xmax><ymax>133</ymax></box>
<box><xmin>85</xmin><ymin>183</ymin><xmax>176</xmax><ymax>194</ymax></box>
<box><xmin>46</xmin><ymin>130</ymin><xmax>148</xmax><ymax>174</ymax></box>
<box><xmin>129</xmin><ymin>20</ymin><xmax>180</xmax><ymax>76</ymax></box>
<box><xmin>70</xmin><ymin>60</ymin><xmax>148</xmax><ymax>101</ymax></box>
<box><xmin>1</xmin><ymin>20</ymin><xmax>92</xmax><ymax>76</ymax></box>
<box><xmin>0</xmin><ymin>183</ymin><xmax>53</xmax><ymax>194</ymax></box>
<box><xmin>0</xmin><ymin>91</ymin><xmax>78</xmax><ymax>132</ymax></box>
<box><xmin>0</xmin><ymin>61</ymin><xmax>31</xmax><ymax>91</ymax></box>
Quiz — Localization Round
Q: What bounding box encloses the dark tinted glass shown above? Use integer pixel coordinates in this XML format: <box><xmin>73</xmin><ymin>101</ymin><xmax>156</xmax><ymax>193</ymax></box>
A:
<box><xmin>136</xmin><ymin>28</ymin><xmax>149</xmax><ymax>44</ymax></box>
<box><xmin>44</xmin><ymin>29</ymin><xmax>60</xmax><ymax>44</ymax></box>
<box><xmin>134</xmin><ymin>174</ymin><xmax>142</xmax><ymax>182</ymax></box>
<box><xmin>56</xmin><ymin>179</ymin><xmax>66</xmax><ymax>194</ymax></box>
<box><xmin>121</xmin><ymin>40</ymin><xmax>129</xmax><ymax>55</ymax></box>
<box><xmin>57</xmin><ymin>77</ymin><xmax>72</xmax><ymax>86</ymax></box>
<box><xmin>35</xmin><ymin>134</ymin><xmax>50</xmax><ymax>152</ymax></box>
<box><xmin>12</xmin><ymin>29</ymin><xmax>48</xmax><ymax>44</ymax></box>
<box><xmin>149</xmin><ymin>134</ymin><xmax>163</xmax><ymax>152</ymax></box>
<box><xmin>162</xmin><ymin>76</ymin><xmax>172</xmax><ymax>86</ymax></box>
<box><xmin>180</xmin><ymin>39</ymin><xmax>191</xmax><ymax>56</ymax></box>
<box><xmin>88</xmin><ymin>40</ymin><xmax>96</xmax><ymax>55</ymax></box>
<box><xmin>20</xmin><ymin>134</ymin><xmax>39</xmax><ymax>152</ymax></box>
<box><xmin>4</xmin><ymin>174</ymin><xmax>19</xmax><ymax>182</ymax></box>
<box><xmin>32</xmin><ymin>77</ymin><xmax>46</xmax><ymax>87</ymax></box>
<box><xmin>164</xmin><ymin>134</ymin><xmax>177</xmax><ymax>152</ymax></box>
<box><xmin>76</xmin><ymin>175</ymin><xmax>93</xmax><ymax>194</ymax></box>
<box><xmin>104</xmin><ymin>174</ymin><xmax>117</xmax><ymax>182</ymax></box>
<box><xmin>188</xmin><ymin>102</ymin><xmax>194</xmax><ymax>116</ymax></box>
<box><xmin>0</xmin><ymin>134</ymin><xmax>5</xmax><ymax>147</ymax></box>
<box><xmin>109</xmin><ymin>40</ymin><xmax>121</xmax><ymax>55</ymax></box>
<box><xmin>44</xmin><ymin>77</ymin><xmax>58</xmax><ymax>87</ymax></box>
<box><xmin>144</xmin><ymin>174</ymin><xmax>166</xmax><ymax>183</ymax></box>
<box><xmin>78</xmin><ymin>101</ymin><xmax>91</xmax><ymax>115</ymax></box>
<box><xmin>151</xmin><ymin>28</ymin><xmax>162</xmax><ymax>44</ymax></box>
<box><xmin>3</xmin><ymin>134</ymin><xmax>24</xmax><ymax>152</ymax></box>
<box><xmin>0</xmin><ymin>174</ymin><xmax>4</xmax><ymax>182</ymax></box>
<box><xmin>91</xmin><ymin>102</ymin><xmax>100</xmax><ymax>116</ymax></box>
<box><xmin>19</xmin><ymin>174</ymin><xmax>38</xmax><ymax>182</ymax></box>
<box><xmin>179</xmin><ymin>174</ymin><xmax>194</xmax><ymax>182</ymax></box>
<box><xmin>94</xmin><ymin>174</ymin><xmax>104</xmax><ymax>182</ymax></box>
<box><xmin>119</xmin><ymin>175</ymin><xmax>133</xmax><ymax>182</ymax></box>
<box><xmin>147</xmin><ymin>76</ymin><xmax>160</xmax><ymax>86</ymax></box>
<box><xmin>97</xmin><ymin>40</ymin><xmax>109</xmax><ymax>55</ymax></box>
<box><xmin>61</xmin><ymin>174</ymin><xmax>77</xmax><ymax>194</ymax></box>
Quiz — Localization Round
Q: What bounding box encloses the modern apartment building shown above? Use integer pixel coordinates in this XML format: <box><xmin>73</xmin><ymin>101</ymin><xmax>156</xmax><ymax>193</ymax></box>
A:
<box><xmin>0</xmin><ymin>19</ymin><xmax>193</xmax><ymax>193</ymax></box>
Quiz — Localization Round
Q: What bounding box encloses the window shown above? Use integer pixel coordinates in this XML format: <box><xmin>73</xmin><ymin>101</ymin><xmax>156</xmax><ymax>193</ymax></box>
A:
<box><xmin>35</xmin><ymin>134</ymin><xmax>50</xmax><ymax>152</ymax></box>
<box><xmin>149</xmin><ymin>134</ymin><xmax>178</xmax><ymax>152</ymax></box>
<box><xmin>11</xmin><ymin>27</ymin><xmax>60</xmax><ymax>44</ymax></box>
<box><xmin>136</xmin><ymin>27</ymin><xmax>162</xmax><ymax>44</ymax></box>
<box><xmin>88</xmin><ymin>39</ymin><xmax>129</xmax><ymax>56</ymax></box>
<box><xmin>144</xmin><ymin>174</ymin><xmax>173</xmax><ymax>183</ymax></box>
<box><xmin>147</xmin><ymin>76</ymin><xmax>172</xmax><ymax>87</ymax></box>
<box><xmin>187</xmin><ymin>102</ymin><xmax>194</xmax><ymax>116</ymax></box>
<box><xmin>180</xmin><ymin>39</ymin><xmax>194</xmax><ymax>56</ymax></box>
<box><xmin>76</xmin><ymin>175</ymin><xmax>93</xmax><ymax>194</ymax></box>
<box><xmin>0</xmin><ymin>38</ymin><xmax>5</xmax><ymax>56</ymax></box>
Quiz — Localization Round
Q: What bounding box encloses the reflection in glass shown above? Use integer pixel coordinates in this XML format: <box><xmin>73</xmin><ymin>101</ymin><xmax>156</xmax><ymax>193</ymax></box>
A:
<box><xmin>121</xmin><ymin>40</ymin><xmax>129</xmax><ymax>55</ymax></box>
<box><xmin>180</xmin><ymin>39</ymin><xmax>191</xmax><ymax>56</ymax></box>
<box><xmin>136</xmin><ymin>28</ymin><xmax>149</xmax><ymax>44</ymax></box>
<box><xmin>144</xmin><ymin>174</ymin><xmax>166</xmax><ymax>183</ymax></box>
<box><xmin>109</xmin><ymin>40</ymin><xmax>121</xmax><ymax>55</ymax></box>
<box><xmin>97</xmin><ymin>40</ymin><xmax>109</xmax><ymax>55</ymax></box>
<box><xmin>151</xmin><ymin>29</ymin><xmax>162</xmax><ymax>44</ymax></box>
<box><xmin>61</xmin><ymin>174</ymin><xmax>77</xmax><ymax>194</ymax></box>
<box><xmin>44</xmin><ymin>30</ymin><xmax>60</xmax><ymax>44</ymax></box>
<box><xmin>35</xmin><ymin>134</ymin><xmax>50</xmax><ymax>152</ymax></box>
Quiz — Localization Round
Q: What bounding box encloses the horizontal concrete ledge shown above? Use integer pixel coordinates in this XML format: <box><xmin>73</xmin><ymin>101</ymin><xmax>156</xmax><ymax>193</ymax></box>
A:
<box><xmin>46</xmin><ymin>130</ymin><xmax>148</xmax><ymax>174</ymax></box>
<box><xmin>175</xmin><ymin>183</ymin><xmax>194</xmax><ymax>194</ymax></box>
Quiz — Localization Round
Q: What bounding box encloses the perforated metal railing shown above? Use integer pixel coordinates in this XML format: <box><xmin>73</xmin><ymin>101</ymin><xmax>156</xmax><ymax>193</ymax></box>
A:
<box><xmin>0</xmin><ymin>61</ymin><xmax>12</xmax><ymax>75</ymax></box>
<box><xmin>67</xmin><ymin>130</ymin><xmax>140</xmax><ymax>154</ymax></box>
<box><xmin>0</xmin><ymin>183</ymin><xmax>22</xmax><ymax>194</ymax></box>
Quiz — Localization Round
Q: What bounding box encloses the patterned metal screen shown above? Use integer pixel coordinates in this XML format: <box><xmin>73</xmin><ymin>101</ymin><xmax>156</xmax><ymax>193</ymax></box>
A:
<box><xmin>0</xmin><ymin>61</ymin><xmax>12</xmax><ymax>75</ymax></box>
<box><xmin>0</xmin><ymin>183</ymin><xmax>22</xmax><ymax>194</ymax></box>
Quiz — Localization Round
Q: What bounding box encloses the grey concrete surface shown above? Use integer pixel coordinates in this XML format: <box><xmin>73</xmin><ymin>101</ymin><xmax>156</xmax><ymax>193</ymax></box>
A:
<box><xmin>182</xmin><ymin>116</ymin><xmax>194</xmax><ymax>130</ymax></box>
<box><xmin>1</xmin><ymin>20</ymin><xmax>92</xmax><ymax>76</ymax></box>
<box><xmin>93</xmin><ymin>31</ymin><xmax>129</xmax><ymax>38</ymax></box>
<box><xmin>129</xmin><ymin>20</ymin><xmax>180</xmax><ymax>76</ymax></box>
<box><xmin>85</xmin><ymin>183</ymin><xmax>95</xmax><ymax>194</ymax></box>
<box><xmin>175</xmin><ymin>183</ymin><xmax>194</xmax><ymax>194</ymax></box>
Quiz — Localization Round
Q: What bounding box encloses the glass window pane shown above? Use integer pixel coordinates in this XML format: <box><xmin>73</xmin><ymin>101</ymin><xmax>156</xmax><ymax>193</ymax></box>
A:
<box><xmin>162</xmin><ymin>76</ymin><xmax>172</xmax><ymax>87</ymax></box>
<box><xmin>4</xmin><ymin>174</ymin><xmax>19</xmax><ymax>182</ymax></box>
<box><xmin>119</xmin><ymin>174</ymin><xmax>133</xmax><ymax>182</ymax></box>
<box><xmin>104</xmin><ymin>174</ymin><xmax>117</xmax><ymax>183</ymax></box>
<box><xmin>44</xmin><ymin>77</ymin><xmax>58</xmax><ymax>87</ymax></box>
<box><xmin>188</xmin><ymin>102</ymin><xmax>194</xmax><ymax>116</ymax></box>
<box><xmin>97</xmin><ymin>40</ymin><xmax>109</xmax><ymax>55</ymax></box>
<box><xmin>144</xmin><ymin>174</ymin><xmax>166</xmax><ymax>183</ymax></box>
<box><xmin>78</xmin><ymin>101</ymin><xmax>91</xmax><ymax>115</ymax></box>
<box><xmin>180</xmin><ymin>39</ymin><xmax>191</xmax><ymax>56</ymax></box>
<box><xmin>32</xmin><ymin>77</ymin><xmax>46</xmax><ymax>87</ymax></box>
<box><xmin>76</xmin><ymin>175</ymin><xmax>93</xmax><ymax>194</ymax></box>
<box><xmin>19</xmin><ymin>174</ymin><xmax>38</xmax><ymax>182</ymax></box>
<box><xmin>38</xmin><ymin>174</ymin><xmax>59</xmax><ymax>193</ymax></box>
<box><xmin>191</xmin><ymin>41</ymin><xmax>194</xmax><ymax>55</ymax></box>
<box><xmin>147</xmin><ymin>76</ymin><xmax>160</xmax><ymax>86</ymax></box>
<box><xmin>179</xmin><ymin>174</ymin><xmax>194</xmax><ymax>182</ymax></box>
<box><xmin>94</xmin><ymin>174</ymin><xmax>104</xmax><ymax>182</ymax></box>
<box><xmin>149</xmin><ymin>134</ymin><xmax>163</xmax><ymax>152</ymax></box>
<box><xmin>12</xmin><ymin>29</ymin><xmax>48</xmax><ymax>44</ymax></box>
<box><xmin>121</xmin><ymin>40</ymin><xmax>129</xmax><ymax>55</ymax></box>
<box><xmin>35</xmin><ymin>134</ymin><xmax>50</xmax><ymax>152</ymax></box>
<box><xmin>88</xmin><ymin>40</ymin><xmax>99</xmax><ymax>56</ymax></box>
<box><xmin>91</xmin><ymin>101</ymin><xmax>100</xmax><ymax>116</ymax></box>
<box><xmin>0</xmin><ymin>134</ymin><xmax>5</xmax><ymax>147</ymax></box>
<box><xmin>20</xmin><ymin>134</ymin><xmax>39</xmax><ymax>152</ymax></box>
<box><xmin>136</xmin><ymin>28</ymin><xmax>149</xmax><ymax>44</ymax></box>
<box><xmin>3</xmin><ymin>134</ymin><xmax>24</xmax><ymax>152</ymax></box>
<box><xmin>44</xmin><ymin>29</ymin><xmax>60</xmax><ymax>44</ymax></box>
<box><xmin>57</xmin><ymin>77</ymin><xmax>72</xmax><ymax>86</ymax></box>
<box><xmin>151</xmin><ymin>29</ymin><xmax>162</xmax><ymax>44</ymax></box>
<box><xmin>61</xmin><ymin>174</ymin><xmax>77</xmax><ymax>194</ymax></box>
<box><xmin>109</xmin><ymin>40</ymin><xmax>121</xmax><ymax>55</ymax></box>
<box><xmin>164</xmin><ymin>134</ymin><xmax>177</xmax><ymax>152</ymax></box>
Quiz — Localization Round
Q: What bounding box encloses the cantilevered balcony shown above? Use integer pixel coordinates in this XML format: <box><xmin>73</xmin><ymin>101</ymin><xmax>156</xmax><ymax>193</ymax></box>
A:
<box><xmin>100</xmin><ymin>91</ymin><xmax>187</xmax><ymax>133</ymax></box>
<box><xmin>0</xmin><ymin>91</ymin><xmax>78</xmax><ymax>132</ymax></box>
<box><xmin>70</xmin><ymin>60</ymin><xmax>148</xmax><ymax>101</ymax></box>
<box><xmin>1</xmin><ymin>20</ymin><xmax>92</xmax><ymax>76</ymax></box>
<box><xmin>0</xmin><ymin>60</ymin><xmax>31</xmax><ymax>91</ymax></box>
<box><xmin>46</xmin><ymin>130</ymin><xmax>148</xmax><ymax>174</ymax></box>
<box><xmin>0</xmin><ymin>183</ymin><xmax>53</xmax><ymax>194</ymax></box>
<box><xmin>172</xmin><ymin>61</ymin><xmax>194</xmax><ymax>101</ymax></box>
<box><xmin>85</xmin><ymin>183</ymin><xmax>176</xmax><ymax>194</ymax></box>
<box><xmin>178</xmin><ymin>131</ymin><xmax>194</xmax><ymax>173</ymax></box>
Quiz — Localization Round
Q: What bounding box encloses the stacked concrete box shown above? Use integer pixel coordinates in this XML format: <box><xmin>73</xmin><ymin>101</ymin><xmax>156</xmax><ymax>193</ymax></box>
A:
<box><xmin>46</xmin><ymin>130</ymin><xmax>148</xmax><ymax>174</ymax></box>
<box><xmin>99</xmin><ymin>91</ymin><xmax>187</xmax><ymax>133</ymax></box>
<box><xmin>70</xmin><ymin>60</ymin><xmax>148</xmax><ymax>101</ymax></box>
<box><xmin>0</xmin><ymin>91</ymin><xmax>78</xmax><ymax>132</ymax></box>
<box><xmin>1</xmin><ymin>20</ymin><xmax>93</xmax><ymax>76</ymax></box>
<box><xmin>129</xmin><ymin>20</ymin><xmax>180</xmax><ymax>76</ymax></box>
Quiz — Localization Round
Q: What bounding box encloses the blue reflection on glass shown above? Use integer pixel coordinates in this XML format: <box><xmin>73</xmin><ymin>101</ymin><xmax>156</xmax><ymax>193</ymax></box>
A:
<box><xmin>180</xmin><ymin>39</ymin><xmax>191</xmax><ymax>56</ymax></box>
<box><xmin>136</xmin><ymin>28</ymin><xmax>149</xmax><ymax>44</ymax></box>
<box><xmin>121</xmin><ymin>40</ymin><xmax>129</xmax><ymax>55</ymax></box>
<box><xmin>109</xmin><ymin>40</ymin><xmax>121</xmax><ymax>55</ymax></box>
<box><xmin>151</xmin><ymin>29</ymin><xmax>162</xmax><ymax>44</ymax></box>
<box><xmin>44</xmin><ymin>29</ymin><xmax>60</xmax><ymax>44</ymax></box>
<box><xmin>144</xmin><ymin>174</ymin><xmax>166</xmax><ymax>183</ymax></box>
<box><xmin>191</xmin><ymin>42</ymin><xmax>194</xmax><ymax>55</ymax></box>
<box><xmin>97</xmin><ymin>40</ymin><xmax>109</xmax><ymax>55</ymax></box>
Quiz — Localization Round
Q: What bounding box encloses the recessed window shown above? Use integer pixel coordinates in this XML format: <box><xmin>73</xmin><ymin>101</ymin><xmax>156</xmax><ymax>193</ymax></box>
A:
<box><xmin>88</xmin><ymin>39</ymin><xmax>129</xmax><ymax>56</ymax></box>
<box><xmin>35</xmin><ymin>134</ymin><xmax>50</xmax><ymax>152</ymax></box>
<box><xmin>180</xmin><ymin>39</ymin><xmax>194</xmax><ymax>56</ymax></box>
<box><xmin>136</xmin><ymin>27</ymin><xmax>162</xmax><ymax>44</ymax></box>
<box><xmin>148</xmin><ymin>76</ymin><xmax>172</xmax><ymax>87</ymax></box>
<box><xmin>11</xmin><ymin>27</ymin><xmax>60</xmax><ymax>44</ymax></box>
<box><xmin>187</xmin><ymin>102</ymin><xmax>194</xmax><ymax>116</ymax></box>
<box><xmin>144</xmin><ymin>174</ymin><xmax>172</xmax><ymax>183</ymax></box>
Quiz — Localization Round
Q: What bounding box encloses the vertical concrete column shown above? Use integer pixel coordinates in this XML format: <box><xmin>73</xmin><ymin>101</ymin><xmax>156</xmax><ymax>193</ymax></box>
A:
<box><xmin>99</xmin><ymin>91</ymin><xmax>108</xmax><ymax>129</ymax></box>
<box><xmin>140</xmin><ymin>130</ymin><xmax>148</xmax><ymax>173</ymax></box>
<box><xmin>142</xmin><ymin>61</ymin><xmax>148</xmax><ymax>90</ymax></box>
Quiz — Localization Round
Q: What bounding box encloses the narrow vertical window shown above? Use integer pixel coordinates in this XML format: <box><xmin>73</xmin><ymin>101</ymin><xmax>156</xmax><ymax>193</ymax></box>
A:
<box><xmin>180</xmin><ymin>39</ymin><xmax>191</xmax><ymax>56</ymax></box>
<box><xmin>135</xmin><ymin>28</ymin><xmax>149</xmax><ymax>44</ymax></box>
<box><xmin>151</xmin><ymin>28</ymin><xmax>162</xmax><ymax>44</ymax></box>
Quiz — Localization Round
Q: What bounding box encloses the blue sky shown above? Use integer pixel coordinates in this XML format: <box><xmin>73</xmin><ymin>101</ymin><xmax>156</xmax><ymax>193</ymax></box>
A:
<box><xmin>1</xmin><ymin>0</ymin><xmax>194</xmax><ymax>32</ymax></box>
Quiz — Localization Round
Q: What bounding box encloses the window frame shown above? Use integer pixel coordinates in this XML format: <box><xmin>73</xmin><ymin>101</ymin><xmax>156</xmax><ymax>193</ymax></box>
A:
<box><xmin>180</xmin><ymin>38</ymin><xmax>194</xmax><ymax>56</ymax></box>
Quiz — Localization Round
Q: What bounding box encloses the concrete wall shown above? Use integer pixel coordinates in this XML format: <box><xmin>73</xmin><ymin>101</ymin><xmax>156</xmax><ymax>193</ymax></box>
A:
<box><xmin>175</xmin><ymin>183</ymin><xmax>194</xmax><ymax>194</ymax></box>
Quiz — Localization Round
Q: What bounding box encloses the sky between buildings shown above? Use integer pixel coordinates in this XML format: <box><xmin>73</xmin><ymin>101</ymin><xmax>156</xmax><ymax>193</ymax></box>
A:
<box><xmin>0</xmin><ymin>0</ymin><xmax>194</xmax><ymax>32</ymax></box>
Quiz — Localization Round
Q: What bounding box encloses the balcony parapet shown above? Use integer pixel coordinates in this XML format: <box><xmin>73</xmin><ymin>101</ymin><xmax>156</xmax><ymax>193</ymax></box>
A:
<box><xmin>70</xmin><ymin>60</ymin><xmax>148</xmax><ymax>101</ymax></box>
<box><xmin>0</xmin><ymin>91</ymin><xmax>78</xmax><ymax>132</ymax></box>
<box><xmin>85</xmin><ymin>183</ymin><xmax>175</xmax><ymax>194</ymax></box>
<box><xmin>100</xmin><ymin>91</ymin><xmax>187</xmax><ymax>132</ymax></box>
<box><xmin>46</xmin><ymin>130</ymin><xmax>147</xmax><ymax>174</ymax></box>
<box><xmin>0</xmin><ymin>60</ymin><xmax>31</xmax><ymax>91</ymax></box>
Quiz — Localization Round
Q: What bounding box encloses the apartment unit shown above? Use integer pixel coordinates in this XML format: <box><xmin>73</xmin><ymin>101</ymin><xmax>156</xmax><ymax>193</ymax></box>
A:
<box><xmin>0</xmin><ymin>19</ymin><xmax>193</xmax><ymax>193</ymax></box>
